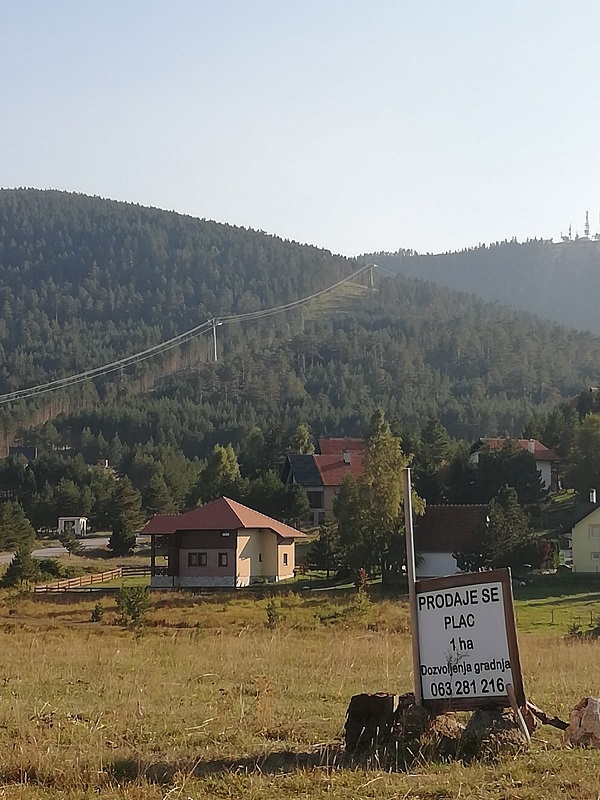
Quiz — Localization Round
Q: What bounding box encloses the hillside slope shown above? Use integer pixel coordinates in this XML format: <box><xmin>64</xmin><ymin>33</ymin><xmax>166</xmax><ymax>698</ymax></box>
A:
<box><xmin>0</xmin><ymin>189</ymin><xmax>357</xmax><ymax>391</ymax></box>
<box><xmin>367</xmin><ymin>239</ymin><xmax>600</xmax><ymax>333</ymax></box>
<box><xmin>1</xmin><ymin>190</ymin><xmax>600</xmax><ymax>457</ymax></box>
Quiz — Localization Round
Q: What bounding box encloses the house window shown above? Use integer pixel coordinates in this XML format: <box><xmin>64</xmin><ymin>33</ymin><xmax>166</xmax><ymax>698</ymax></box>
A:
<box><xmin>589</xmin><ymin>525</ymin><xmax>600</xmax><ymax>539</ymax></box>
<box><xmin>283</xmin><ymin>553</ymin><xmax>288</xmax><ymax>566</ymax></box>
<box><xmin>188</xmin><ymin>552</ymin><xmax>207</xmax><ymax>567</ymax></box>
<box><xmin>218</xmin><ymin>552</ymin><xmax>228</xmax><ymax>567</ymax></box>
<box><xmin>258</xmin><ymin>553</ymin><xmax>262</xmax><ymax>562</ymax></box>
<box><xmin>592</xmin><ymin>552</ymin><xmax>600</xmax><ymax>560</ymax></box>
<box><xmin>306</xmin><ymin>490</ymin><xmax>324</xmax><ymax>509</ymax></box>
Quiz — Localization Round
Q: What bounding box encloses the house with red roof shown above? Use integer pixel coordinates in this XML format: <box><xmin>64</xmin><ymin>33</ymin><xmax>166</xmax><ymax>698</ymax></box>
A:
<box><xmin>415</xmin><ymin>504</ymin><xmax>488</xmax><ymax>578</ymax></box>
<box><xmin>141</xmin><ymin>497</ymin><xmax>306</xmax><ymax>589</ymax></box>
<box><xmin>317</xmin><ymin>438</ymin><xmax>364</xmax><ymax>455</ymax></box>
<box><xmin>469</xmin><ymin>437</ymin><xmax>558</xmax><ymax>490</ymax></box>
<box><xmin>282</xmin><ymin>440</ymin><xmax>365</xmax><ymax>525</ymax></box>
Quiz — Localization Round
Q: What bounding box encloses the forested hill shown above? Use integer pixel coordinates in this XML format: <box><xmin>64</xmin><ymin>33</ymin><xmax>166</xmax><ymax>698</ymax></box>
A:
<box><xmin>367</xmin><ymin>239</ymin><xmax>600</xmax><ymax>333</ymax></box>
<box><xmin>1</xmin><ymin>189</ymin><xmax>600</xmax><ymax>460</ymax></box>
<box><xmin>0</xmin><ymin>189</ymin><xmax>355</xmax><ymax>394</ymax></box>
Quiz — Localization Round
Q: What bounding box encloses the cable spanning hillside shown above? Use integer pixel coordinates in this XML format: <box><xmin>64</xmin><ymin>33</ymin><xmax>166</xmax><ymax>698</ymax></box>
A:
<box><xmin>2</xmin><ymin>189</ymin><xmax>600</xmax><ymax>459</ymax></box>
<box><xmin>0</xmin><ymin>264</ymin><xmax>371</xmax><ymax>405</ymax></box>
<box><xmin>0</xmin><ymin>188</ymin><xmax>359</xmax><ymax>396</ymax></box>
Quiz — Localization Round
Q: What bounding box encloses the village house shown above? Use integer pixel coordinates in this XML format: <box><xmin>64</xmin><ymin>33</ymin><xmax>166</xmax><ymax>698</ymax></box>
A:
<box><xmin>281</xmin><ymin>438</ymin><xmax>364</xmax><ymax>525</ymax></box>
<box><xmin>142</xmin><ymin>496</ymin><xmax>306</xmax><ymax>589</ymax></box>
<box><xmin>562</xmin><ymin>494</ymin><xmax>600</xmax><ymax>574</ymax></box>
<box><xmin>414</xmin><ymin>504</ymin><xmax>487</xmax><ymax>578</ymax></box>
<box><xmin>469</xmin><ymin>437</ymin><xmax>559</xmax><ymax>490</ymax></box>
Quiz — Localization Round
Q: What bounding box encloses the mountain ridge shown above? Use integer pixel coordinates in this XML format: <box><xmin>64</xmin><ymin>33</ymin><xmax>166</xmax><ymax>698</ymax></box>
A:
<box><xmin>364</xmin><ymin>239</ymin><xmax>600</xmax><ymax>333</ymax></box>
<box><xmin>0</xmin><ymin>189</ymin><xmax>600</xmax><ymax>458</ymax></box>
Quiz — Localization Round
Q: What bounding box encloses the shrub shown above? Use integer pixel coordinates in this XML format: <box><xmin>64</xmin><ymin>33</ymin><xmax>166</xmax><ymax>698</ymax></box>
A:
<box><xmin>265</xmin><ymin>598</ymin><xmax>281</xmax><ymax>629</ymax></box>
<box><xmin>115</xmin><ymin>586</ymin><xmax>151</xmax><ymax>628</ymax></box>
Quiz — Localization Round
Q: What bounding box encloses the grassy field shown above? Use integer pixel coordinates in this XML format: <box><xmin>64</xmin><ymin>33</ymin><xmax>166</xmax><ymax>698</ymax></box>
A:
<box><xmin>0</xmin><ymin>579</ymin><xmax>599</xmax><ymax>799</ymax></box>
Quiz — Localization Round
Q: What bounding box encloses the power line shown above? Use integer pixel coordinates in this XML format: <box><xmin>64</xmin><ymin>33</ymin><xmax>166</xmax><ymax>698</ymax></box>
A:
<box><xmin>0</xmin><ymin>264</ymin><xmax>373</xmax><ymax>406</ymax></box>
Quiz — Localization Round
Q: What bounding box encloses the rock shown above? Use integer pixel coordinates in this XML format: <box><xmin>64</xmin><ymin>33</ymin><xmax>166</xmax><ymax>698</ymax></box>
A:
<box><xmin>461</xmin><ymin>708</ymin><xmax>527</xmax><ymax>760</ymax></box>
<box><xmin>423</xmin><ymin>713</ymin><xmax>465</xmax><ymax>759</ymax></box>
<box><xmin>565</xmin><ymin>697</ymin><xmax>600</xmax><ymax>748</ymax></box>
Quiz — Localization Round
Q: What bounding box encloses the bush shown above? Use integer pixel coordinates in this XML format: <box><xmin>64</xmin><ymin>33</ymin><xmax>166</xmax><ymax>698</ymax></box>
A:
<box><xmin>37</xmin><ymin>558</ymin><xmax>85</xmax><ymax>581</ymax></box>
<box><xmin>115</xmin><ymin>586</ymin><xmax>151</xmax><ymax>628</ymax></box>
<box><xmin>265</xmin><ymin>598</ymin><xmax>282</xmax><ymax>629</ymax></box>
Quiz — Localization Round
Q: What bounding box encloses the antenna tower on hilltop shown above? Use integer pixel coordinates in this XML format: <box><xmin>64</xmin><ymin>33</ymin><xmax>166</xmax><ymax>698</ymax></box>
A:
<box><xmin>585</xmin><ymin>211</ymin><xmax>590</xmax><ymax>238</ymax></box>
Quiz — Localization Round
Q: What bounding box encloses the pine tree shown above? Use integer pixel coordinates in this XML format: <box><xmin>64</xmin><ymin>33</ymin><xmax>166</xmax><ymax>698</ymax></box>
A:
<box><xmin>54</xmin><ymin>478</ymin><xmax>83</xmax><ymax>517</ymax></box>
<box><xmin>2</xmin><ymin>544</ymin><xmax>41</xmax><ymax>587</ymax></box>
<box><xmin>58</xmin><ymin>523</ymin><xmax>82</xmax><ymax>556</ymax></box>
<box><xmin>108</xmin><ymin>477</ymin><xmax>145</xmax><ymax>555</ymax></box>
<box><xmin>308</xmin><ymin>517</ymin><xmax>340</xmax><ymax>578</ymax></box>
<box><xmin>0</xmin><ymin>502</ymin><xmax>36</xmax><ymax>552</ymax></box>
<box><xmin>142</xmin><ymin>473</ymin><xmax>176</xmax><ymax>517</ymax></box>
<box><xmin>456</xmin><ymin>485</ymin><xmax>538</xmax><ymax>572</ymax></box>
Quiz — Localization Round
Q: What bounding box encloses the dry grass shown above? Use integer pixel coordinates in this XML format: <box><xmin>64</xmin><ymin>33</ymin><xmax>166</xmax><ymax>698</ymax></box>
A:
<box><xmin>0</xmin><ymin>589</ymin><xmax>598</xmax><ymax>799</ymax></box>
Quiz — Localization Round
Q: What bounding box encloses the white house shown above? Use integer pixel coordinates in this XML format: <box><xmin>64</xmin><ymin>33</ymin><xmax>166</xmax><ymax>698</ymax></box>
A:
<box><xmin>58</xmin><ymin>516</ymin><xmax>88</xmax><ymax>537</ymax></box>
<box><xmin>415</xmin><ymin>504</ymin><xmax>487</xmax><ymax>578</ymax></box>
<box><xmin>470</xmin><ymin>438</ymin><xmax>558</xmax><ymax>490</ymax></box>
<box><xmin>563</xmin><ymin>500</ymin><xmax>600</xmax><ymax>574</ymax></box>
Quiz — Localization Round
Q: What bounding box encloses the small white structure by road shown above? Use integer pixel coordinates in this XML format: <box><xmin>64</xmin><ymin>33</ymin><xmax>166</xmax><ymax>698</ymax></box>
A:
<box><xmin>58</xmin><ymin>516</ymin><xmax>89</xmax><ymax>538</ymax></box>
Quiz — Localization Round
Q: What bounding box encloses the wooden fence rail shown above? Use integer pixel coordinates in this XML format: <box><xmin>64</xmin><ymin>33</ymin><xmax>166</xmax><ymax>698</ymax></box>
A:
<box><xmin>120</xmin><ymin>565</ymin><xmax>152</xmax><ymax>577</ymax></box>
<box><xmin>34</xmin><ymin>568</ymin><xmax>123</xmax><ymax>593</ymax></box>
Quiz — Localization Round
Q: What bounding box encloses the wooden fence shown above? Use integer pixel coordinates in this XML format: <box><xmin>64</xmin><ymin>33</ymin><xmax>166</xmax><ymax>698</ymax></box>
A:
<box><xmin>34</xmin><ymin>568</ymin><xmax>123</xmax><ymax>593</ymax></box>
<box><xmin>121</xmin><ymin>565</ymin><xmax>152</xmax><ymax>577</ymax></box>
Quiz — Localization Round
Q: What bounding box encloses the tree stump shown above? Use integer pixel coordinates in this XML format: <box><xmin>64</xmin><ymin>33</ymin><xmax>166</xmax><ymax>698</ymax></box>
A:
<box><xmin>565</xmin><ymin>697</ymin><xmax>600</xmax><ymax>748</ymax></box>
<box><xmin>344</xmin><ymin>693</ymin><xmax>395</xmax><ymax>753</ymax></box>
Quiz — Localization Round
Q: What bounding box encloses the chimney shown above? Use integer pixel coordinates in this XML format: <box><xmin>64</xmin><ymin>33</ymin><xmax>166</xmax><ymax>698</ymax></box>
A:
<box><xmin>342</xmin><ymin>449</ymin><xmax>351</xmax><ymax>465</ymax></box>
<box><xmin>527</xmin><ymin>439</ymin><xmax>536</xmax><ymax>455</ymax></box>
<box><xmin>591</xmin><ymin>489</ymin><xmax>597</xmax><ymax>504</ymax></box>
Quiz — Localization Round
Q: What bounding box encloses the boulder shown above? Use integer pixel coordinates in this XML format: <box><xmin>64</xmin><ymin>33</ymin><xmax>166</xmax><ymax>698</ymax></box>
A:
<box><xmin>565</xmin><ymin>697</ymin><xmax>600</xmax><ymax>748</ymax></box>
<box><xmin>461</xmin><ymin>708</ymin><xmax>527</xmax><ymax>760</ymax></box>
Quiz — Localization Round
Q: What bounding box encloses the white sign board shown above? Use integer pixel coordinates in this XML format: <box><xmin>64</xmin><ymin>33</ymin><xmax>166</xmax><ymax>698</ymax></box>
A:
<box><xmin>415</xmin><ymin>569</ymin><xmax>524</xmax><ymax>710</ymax></box>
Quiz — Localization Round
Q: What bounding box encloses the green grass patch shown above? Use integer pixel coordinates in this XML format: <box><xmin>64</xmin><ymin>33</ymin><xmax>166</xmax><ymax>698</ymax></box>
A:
<box><xmin>513</xmin><ymin>573</ymin><xmax>600</xmax><ymax>632</ymax></box>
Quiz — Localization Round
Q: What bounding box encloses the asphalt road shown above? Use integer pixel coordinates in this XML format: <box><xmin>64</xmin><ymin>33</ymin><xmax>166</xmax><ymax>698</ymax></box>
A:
<box><xmin>0</xmin><ymin>535</ymin><xmax>150</xmax><ymax>565</ymax></box>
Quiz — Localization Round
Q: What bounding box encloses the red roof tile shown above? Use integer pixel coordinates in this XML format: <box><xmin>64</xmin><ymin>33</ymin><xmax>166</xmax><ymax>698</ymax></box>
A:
<box><xmin>474</xmin><ymin>438</ymin><xmax>558</xmax><ymax>462</ymax></box>
<box><xmin>415</xmin><ymin>505</ymin><xmax>487</xmax><ymax>553</ymax></box>
<box><xmin>313</xmin><ymin>453</ymin><xmax>364</xmax><ymax>486</ymax></box>
<box><xmin>318</xmin><ymin>438</ymin><xmax>364</xmax><ymax>455</ymax></box>
<box><xmin>141</xmin><ymin>497</ymin><xmax>306</xmax><ymax>539</ymax></box>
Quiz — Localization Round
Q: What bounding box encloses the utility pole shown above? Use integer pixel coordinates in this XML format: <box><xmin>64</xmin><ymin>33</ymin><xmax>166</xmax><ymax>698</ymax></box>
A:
<box><xmin>368</xmin><ymin>264</ymin><xmax>374</xmax><ymax>290</ymax></box>
<box><xmin>211</xmin><ymin>319</ymin><xmax>223</xmax><ymax>362</ymax></box>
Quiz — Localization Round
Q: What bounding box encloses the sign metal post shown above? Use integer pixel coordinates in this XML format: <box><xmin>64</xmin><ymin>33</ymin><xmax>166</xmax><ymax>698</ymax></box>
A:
<box><xmin>403</xmin><ymin>467</ymin><xmax>422</xmax><ymax>706</ymax></box>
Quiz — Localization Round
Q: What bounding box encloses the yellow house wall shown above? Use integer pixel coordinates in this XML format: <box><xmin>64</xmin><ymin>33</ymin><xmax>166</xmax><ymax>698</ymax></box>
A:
<box><xmin>235</xmin><ymin>529</ymin><xmax>297</xmax><ymax>582</ymax></box>
<box><xmin>278</xmin><ymin>540</ymin><xmax>296</xmax><ymax>579</ymax></box>
<box><xmin>236</xmin><ymin>533</ymin><xmax>255</xmax><ymax>581</ymax></box>
<box><xmin>572</xmin><ymin>506</ymin><xmax>600</xmax><ymax>573</ymax></box>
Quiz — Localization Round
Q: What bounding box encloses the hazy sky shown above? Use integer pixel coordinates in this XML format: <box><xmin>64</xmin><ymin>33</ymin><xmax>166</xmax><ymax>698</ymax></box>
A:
<box><xmin>3</xmin><ymin>1</ymin><xmax>600</xmax><ymax>256</ymax></box>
